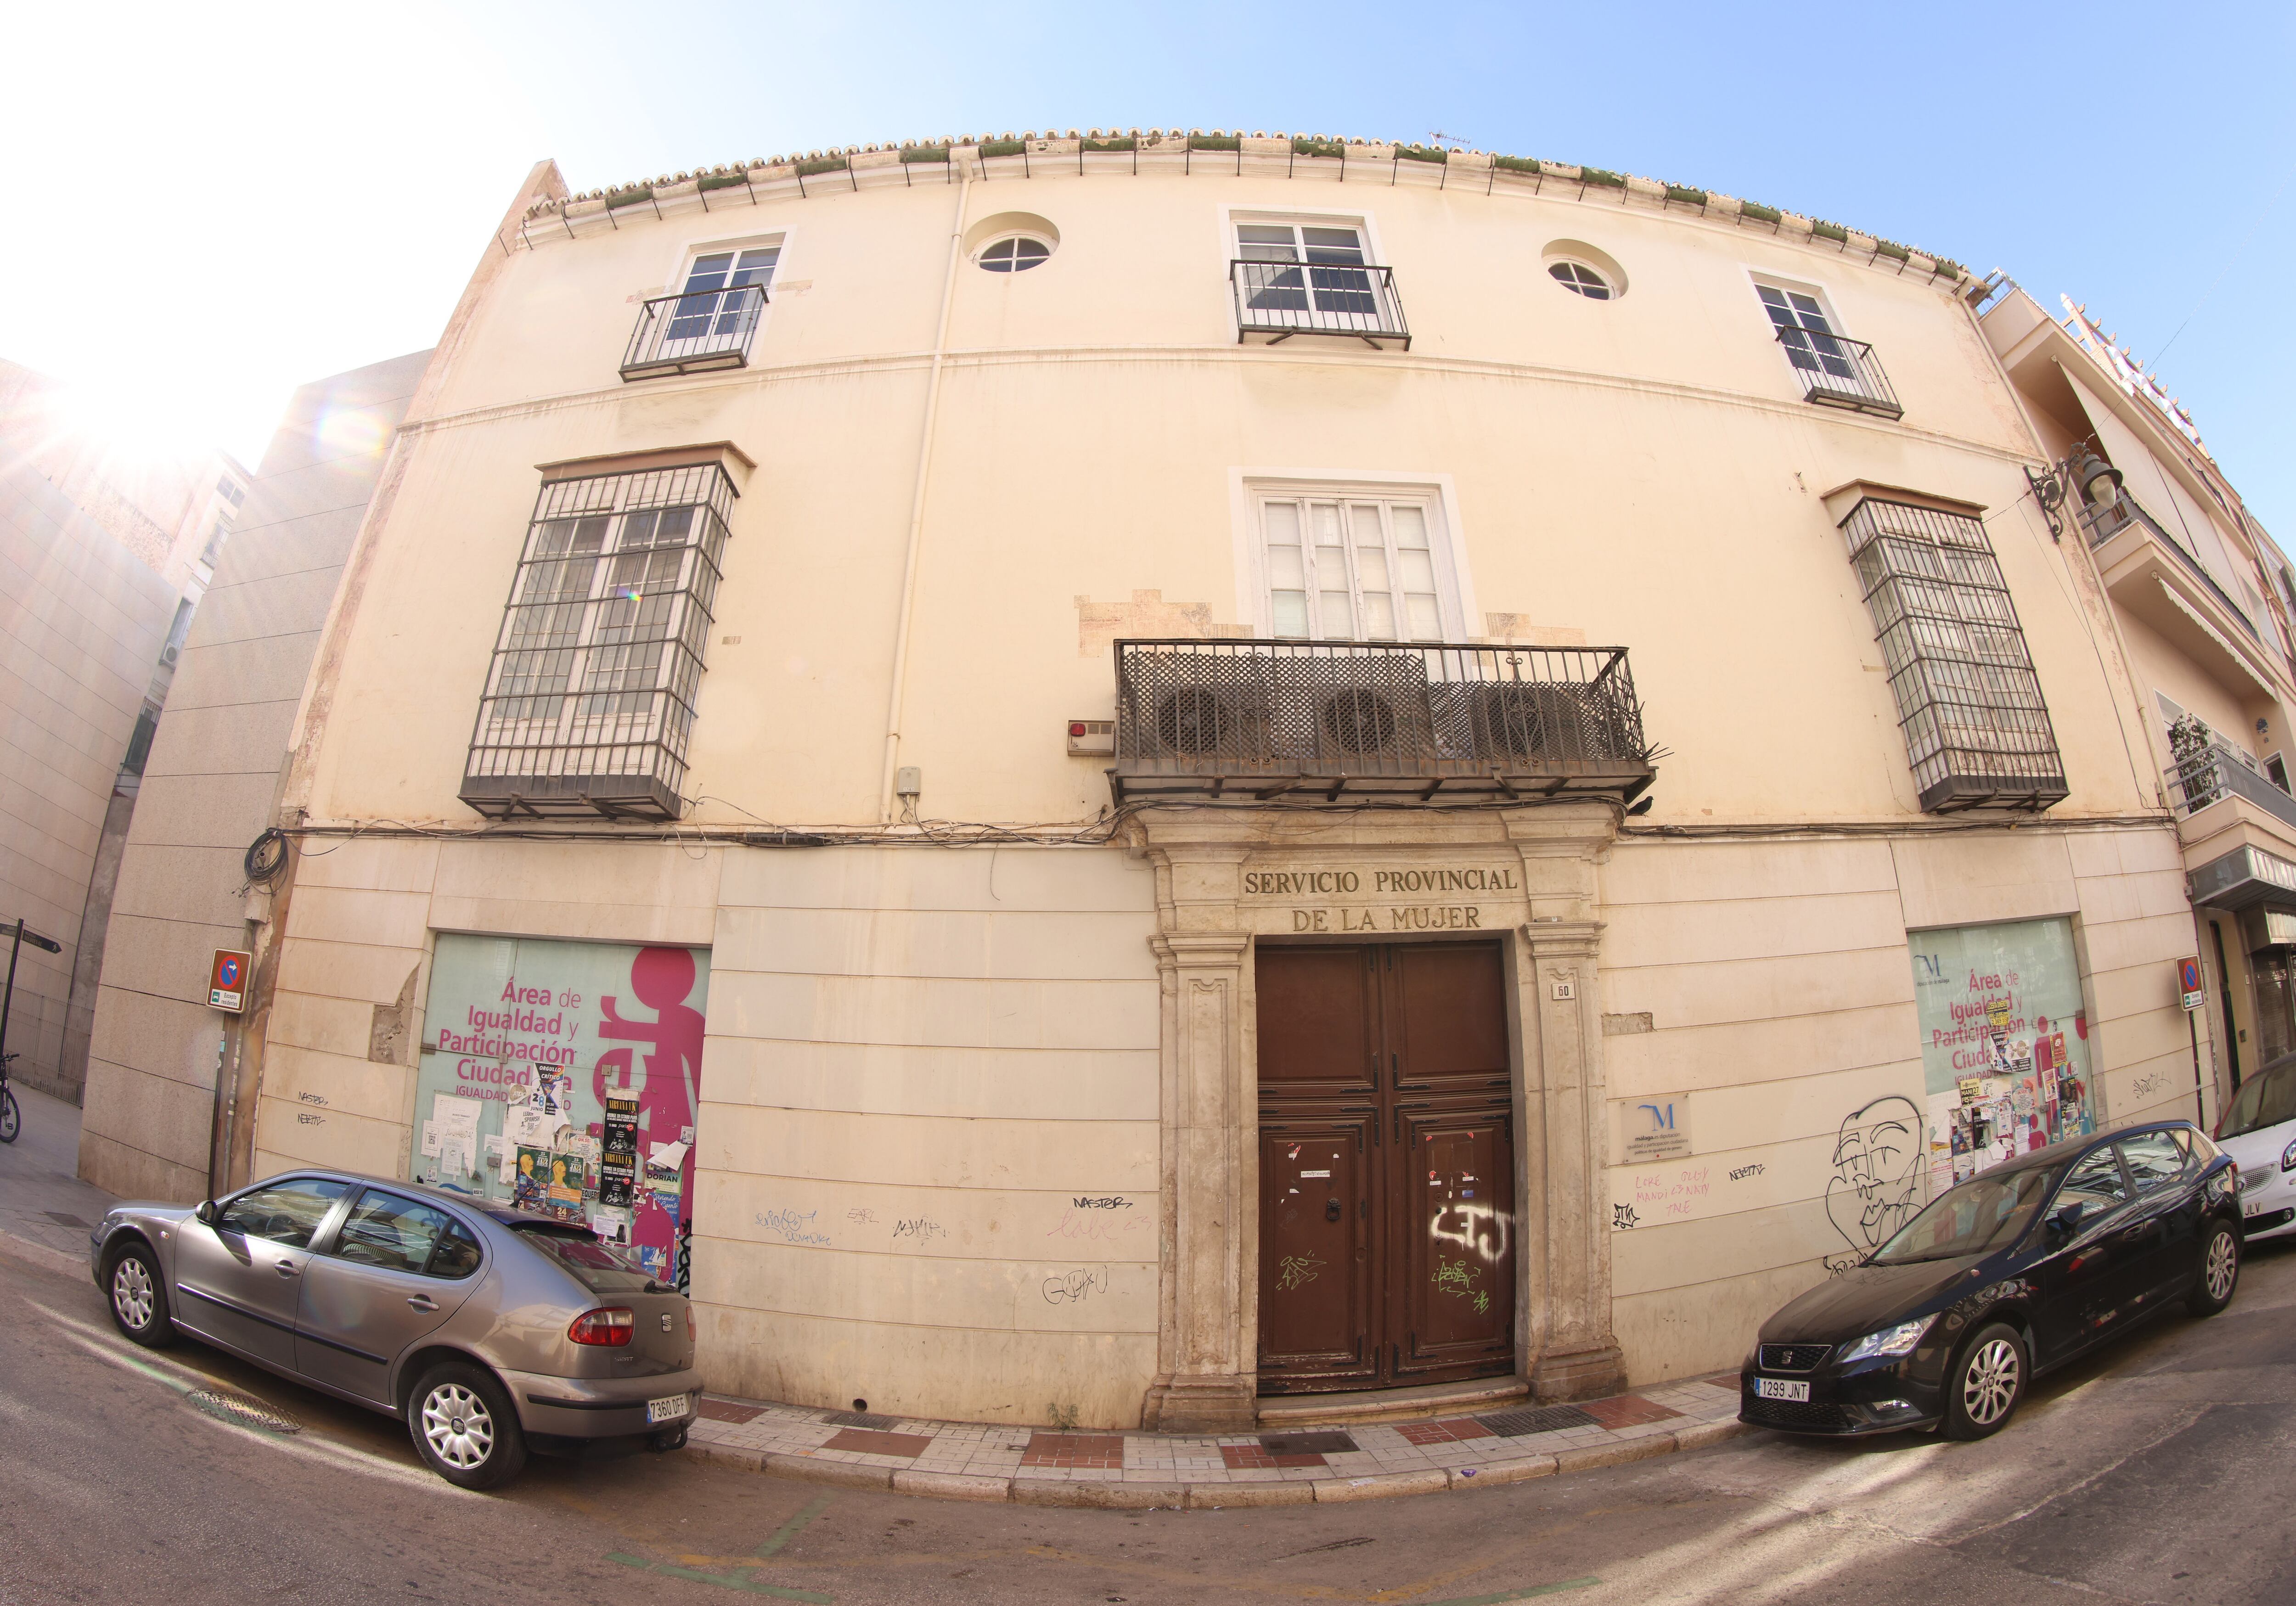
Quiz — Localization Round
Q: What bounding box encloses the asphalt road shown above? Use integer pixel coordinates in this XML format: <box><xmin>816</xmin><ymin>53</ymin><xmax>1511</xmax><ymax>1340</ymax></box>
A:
<box><xmin>5</xmin><ymin>1238</ymin><xmax>2294</xmax><ymax>1606</ymax></box>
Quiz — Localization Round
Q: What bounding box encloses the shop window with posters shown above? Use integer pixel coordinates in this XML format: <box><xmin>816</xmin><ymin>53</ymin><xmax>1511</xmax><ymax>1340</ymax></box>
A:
<box><xmin>411</xmin><ymin>933</ymin><xmax>709</xmax><ymax>1289</ymax></box>
<box><xmin>1908</xmin><ymin>918</ymin><xmax>2097</xmax><ymax>1197</ymax></box>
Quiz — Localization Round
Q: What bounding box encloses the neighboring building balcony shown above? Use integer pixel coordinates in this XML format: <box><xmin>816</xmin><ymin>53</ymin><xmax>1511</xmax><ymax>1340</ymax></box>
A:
<box><xmin>1773</xmin><ymin>326</ymin><xmax>1901</xmax><ymax>418</ymax></box>
<box><xmin>2079</xmin><ymin>489</ymin><xmax>2289</xmax><ymax>698</ymax></box>
<box><xmin>2167</xmin><ymin>739</ymin><xmax>2296</xmax><ymax>844</ymax></box>
<box><xmin>1111</xmin><ymin>639</ymin><xmax>1655</xmax><ymax>806</ymax></box>
<box><xmin>1231</xmin><ymin>261</ymin><xmax>1410</xmax><ymax>349</ymax></box>
<box><xmin>621</xmin><ymin>283</ymin><xmax>768</xmax><ymax>380</ymax></box>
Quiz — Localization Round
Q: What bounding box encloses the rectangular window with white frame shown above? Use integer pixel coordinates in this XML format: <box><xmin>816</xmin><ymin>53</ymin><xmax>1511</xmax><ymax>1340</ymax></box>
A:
<box><xmin>1231</xmin><ymin>217</ymin><xmax>1406</xmax><ymax>345</ymax></box>
<box><xmin>1251</xmin><ymin>486</ymin><xmax>1461</xmax><ymax>642</ymax></box>
<box><xmin>1752</xmin><ymin>275</ymin><xmax>1901</xmax><ymax>416</ymax></box>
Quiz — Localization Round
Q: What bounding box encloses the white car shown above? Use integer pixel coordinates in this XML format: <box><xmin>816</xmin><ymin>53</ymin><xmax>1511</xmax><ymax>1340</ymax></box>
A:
<box><xmin>2215</xmin><ymin>1054</ymin><xmax>2296</xmax><ymax>1242</ymax></box>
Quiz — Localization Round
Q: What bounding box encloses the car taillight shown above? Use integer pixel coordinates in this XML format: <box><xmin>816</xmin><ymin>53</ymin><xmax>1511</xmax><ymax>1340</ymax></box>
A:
<box><xmin>569</xmin><ymin>1307</ymin><xmax>635</xmax><ymax>1346</ymax></box>
<box><xmin>685</xmin><ymin>1303</ymin><xmax>696</xmax><ymax>1340</ymax></box>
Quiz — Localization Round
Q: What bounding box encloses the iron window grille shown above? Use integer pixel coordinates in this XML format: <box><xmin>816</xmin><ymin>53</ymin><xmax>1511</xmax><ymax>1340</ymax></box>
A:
<box><xmin>460</xmin><ymin>463</ymin><xmax>736</xmax><ymax>820</ymax></box>
<box><xmin>1841</xmin><ymin>498</ymin><xmax>2067</xmax><ymax>813</ymax></box>
<box><xmin>622</xmin><ymin>282</ymin><xmax>768</xmax><ymax>380</ymax></box>
<box><xmin>1112</xmin><ymin>639</ymin><xmax>1654</xmax><ymax>806</ymax></box>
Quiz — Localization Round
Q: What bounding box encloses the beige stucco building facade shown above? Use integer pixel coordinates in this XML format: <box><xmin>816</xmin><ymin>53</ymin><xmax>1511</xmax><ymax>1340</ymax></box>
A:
<box><xmin>82</xmin><ymin>132</ymin><xmax>2258</xmax><ymax>1430</ymax></box>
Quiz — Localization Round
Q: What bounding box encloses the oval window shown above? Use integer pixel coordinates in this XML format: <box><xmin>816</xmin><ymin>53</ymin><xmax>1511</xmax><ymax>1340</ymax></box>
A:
<box><xmin>1548</xmin><ymin>260</ymin><xmax>1613</xmax><ymax>299</ymax></box>
<box><xmin>978</xmin><ymin>236</ymin><xmax>1052</xmax><ymax>272</ymax></box>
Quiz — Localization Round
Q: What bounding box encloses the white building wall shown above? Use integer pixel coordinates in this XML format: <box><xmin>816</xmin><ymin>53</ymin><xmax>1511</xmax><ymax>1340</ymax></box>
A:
<box><xmin>0</xmin><ymin>457</ymin><xmax>174</xmax><ymax>1100</ymax></box>
<box><xmin>696</xmin><ymin>845</ymin><xmax>1161</xmax><ymax>1423</ymax></box>
<box><xmin>1601</xmin><ymin>821</ymin><xmax>2197</xmax><ymax>1383</ymax></box>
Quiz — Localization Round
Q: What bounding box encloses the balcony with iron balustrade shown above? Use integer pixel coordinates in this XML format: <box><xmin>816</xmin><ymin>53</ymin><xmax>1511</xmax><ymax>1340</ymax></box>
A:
<box><xmin>1111</xmin><ymin>640</ymin><xmax>1656</xmax><ymax>807</ymax></box>
<box><xmin>2078</xmin><ymin>489</ymin><xmax>2293</xmax><ymax>703</ymax></box>
<box><xmin>1773</xmin><ymin>326</ymin><xmax>1901</xmax><ymax>418</ymax></box>
<box><xmin>621</xmin><ymin>282</ymin><xmax>769</xmax><ymax>381</ymax></box>
<box><xmin>1230</xmin><ymin>260</ymin><xmax>1410</xmax><ymax>350</ymax></box>
<box><xmin>2164</xmin><ymin>739</ymin><xmax>2296</xmax><ymax>914</ymax></box>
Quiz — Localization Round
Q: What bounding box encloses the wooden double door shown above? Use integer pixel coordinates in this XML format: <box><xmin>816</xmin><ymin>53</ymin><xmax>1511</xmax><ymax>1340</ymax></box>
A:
<box><xmin>1256</xmin><ymin>940</ymin><xmax>1516</xmax><ymax>1394</ymax></box>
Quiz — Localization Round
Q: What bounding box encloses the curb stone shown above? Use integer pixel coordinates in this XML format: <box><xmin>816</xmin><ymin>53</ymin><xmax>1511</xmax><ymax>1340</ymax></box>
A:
<box><xmin>684</xmin><ymin>1376</ymin><xmax>1752</xmax><ymax>1507</ymax></box>
<box><xmin>891</xmin><ymin>1470</ymin><xmax>1009</xmax><ymax>1501</ymax></box>
<box><xmin>1186</xmin><ymin>1481</ymin><xmax>1314</xmax><ymax>1508</ymax></box>
<box><xmin>1013</xmin><ymin>1479</ymin><xmax>1183</xmax><ymax>1510</ymax></box>
<box><xmin>1312</xmin><ymin>1468</ymin><xmax>1450</xmax><ymax>1502</ymax></box>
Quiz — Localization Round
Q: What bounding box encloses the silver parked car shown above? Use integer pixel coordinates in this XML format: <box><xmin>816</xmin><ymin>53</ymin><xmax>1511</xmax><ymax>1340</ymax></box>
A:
<box><xmin>89</xmin><ymin>1169</ymin><xmax>703</xmax><ymax>1488</ymax></box>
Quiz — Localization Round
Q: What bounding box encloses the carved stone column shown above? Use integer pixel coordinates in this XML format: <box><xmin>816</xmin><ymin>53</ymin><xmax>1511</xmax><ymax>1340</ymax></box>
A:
<box><xmin>1141</xmin><ymin>927</ymin><xmax>1256</xmax><ymax>1430</ymax></box>
<box><xmin>1518</xmin><ymin>918</ymin><xmax>1624</xmax><ymax>1400</ymax></box>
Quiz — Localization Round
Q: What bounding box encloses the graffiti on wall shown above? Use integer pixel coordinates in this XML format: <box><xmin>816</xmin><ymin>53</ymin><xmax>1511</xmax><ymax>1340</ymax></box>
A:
<box><xmin>1824</xmin><ymin>1095</ymin><xmax>1924</xmax><ymax>1255</ymax></box>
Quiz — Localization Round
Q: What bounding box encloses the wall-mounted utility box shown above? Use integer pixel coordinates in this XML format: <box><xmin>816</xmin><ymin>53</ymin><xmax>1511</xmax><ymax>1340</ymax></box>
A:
<box><xmin>1066</xmin><ymin>719</ymin><xmax>1115</xmax><ymax>758</ymax></box>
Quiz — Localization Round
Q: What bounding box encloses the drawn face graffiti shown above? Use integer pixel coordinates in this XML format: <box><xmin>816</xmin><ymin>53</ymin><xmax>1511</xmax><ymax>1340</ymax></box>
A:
<box><xmin>1825</xmin><ymin>1095</ymin><xmax>1925</xmax><ymax>1253</ymax></box>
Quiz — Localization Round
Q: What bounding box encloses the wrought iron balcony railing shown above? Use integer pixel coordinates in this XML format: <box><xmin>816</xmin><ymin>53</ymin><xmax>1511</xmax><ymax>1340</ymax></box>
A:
<box><xmin>2166</xmin><ymin>741</ymin><xmax>2296</xmax><ymax>835</ymax></box>
<box><xmin>1231</xmin><ymin>260</ymin><xmax>1410</xmax><ymax>349</ymax></box>
<box><xmin>1774</xmin><ymin>326</ymin><xmax>1902</xmax><ymax>418</ymax></box>
<box><xmin>621</xmin><ymin>282</ymin><xmax>768</xmax><ymax>380</ymax></box>
<box><xmin>1113</xmin><ymin>640</ymin><xmax>1655</xmax><ymax>805</ymax></box>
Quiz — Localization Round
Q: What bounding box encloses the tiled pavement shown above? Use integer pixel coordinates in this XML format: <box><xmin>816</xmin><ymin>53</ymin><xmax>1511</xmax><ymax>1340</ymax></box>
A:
<box><xmin>688</xmin><ymin>1374</ymin><xmax>1749</xmax><ymax>1507</ymax></box>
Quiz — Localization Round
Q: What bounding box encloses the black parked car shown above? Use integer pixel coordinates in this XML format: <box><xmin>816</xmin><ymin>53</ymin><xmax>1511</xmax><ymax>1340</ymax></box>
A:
<box><xmin>1742</xmin><ymin>1121</ymin><xmax>2241</xmax><ymax>1440</ymax></box>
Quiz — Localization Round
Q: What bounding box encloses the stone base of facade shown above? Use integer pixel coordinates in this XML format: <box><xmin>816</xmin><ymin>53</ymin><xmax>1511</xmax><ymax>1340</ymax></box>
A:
<box><xmin>1141</xmin><ymin>1373</ymin><xmax>1257</xmax><ymax>1432</ymax></box>
<box><xmin>1531</xmin><ymin>1342</ymin><xmax>1627</xmax><ymax>1403</ymax></box>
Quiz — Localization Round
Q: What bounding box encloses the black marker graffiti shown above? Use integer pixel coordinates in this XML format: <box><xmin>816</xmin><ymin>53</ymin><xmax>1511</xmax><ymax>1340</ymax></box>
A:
<box><xmin>1042</xmin><ymin>1266</ymin><xmax>1111</xmax><ymax>1305</ymax></box>
<box><xmin>1826</xmin><ymin>1095</ymin><xmax>1923</xmax><ymax>1255</ymax></box>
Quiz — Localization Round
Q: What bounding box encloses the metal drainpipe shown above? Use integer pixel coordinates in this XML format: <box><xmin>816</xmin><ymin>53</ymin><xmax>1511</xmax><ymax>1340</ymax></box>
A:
<box><xmin>877</xmin><ymin>158</ymin><xmax>973</xmax><ymax>822</ymax></box>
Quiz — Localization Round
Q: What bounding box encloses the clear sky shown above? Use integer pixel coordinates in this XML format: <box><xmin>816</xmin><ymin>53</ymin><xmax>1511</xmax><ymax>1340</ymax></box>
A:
<box><xmin>5</xmin><ymin>0</ymin><xmax>2289</xmax><ymax>529</ymax></box>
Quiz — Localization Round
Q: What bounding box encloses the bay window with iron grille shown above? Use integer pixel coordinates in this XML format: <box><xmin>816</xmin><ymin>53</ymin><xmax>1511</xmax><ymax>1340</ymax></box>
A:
<box><xmin>460</xmin><ymin>461</ymin><xmax>736</xmax><ymax>820</ymax></box>
<box><xmin>1841</xmin><ymin>496</ymin><xmax>2067</xmax><ymax>813</ymax></box>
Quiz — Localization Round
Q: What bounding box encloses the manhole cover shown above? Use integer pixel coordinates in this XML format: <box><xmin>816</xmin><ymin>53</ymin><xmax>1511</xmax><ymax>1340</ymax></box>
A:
<box><xmin>186</xmin><ymin>1389</ymin><xmax>301</xmax><ymax>1433</ymax></box>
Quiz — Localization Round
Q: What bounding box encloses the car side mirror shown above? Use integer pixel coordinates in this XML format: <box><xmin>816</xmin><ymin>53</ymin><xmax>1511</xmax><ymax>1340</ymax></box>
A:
<box><xmin>195</xmin><ymin>1200</ymin><xmax>219</xmax><ymax>1226</ymax></box>
<box><xmin>2047</xmin><ymin>1204</ymin><xmax>2081</xmax><ymax>1239</ymax></box>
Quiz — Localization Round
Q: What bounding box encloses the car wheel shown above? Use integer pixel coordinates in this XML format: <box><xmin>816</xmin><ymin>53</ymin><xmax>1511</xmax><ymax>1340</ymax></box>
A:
<box><xmin>1942</xmin><ymin>1322</ymin><xmax>2026</xmax><ymax>1441</ymax></box>
<box><xmin>407</xmin><ymin>1362</ymin><xmax>527</xmax><ymax>1490</ymax></box>
<box><xmin>104</xmin><ymin>1241</ymin><xmax>174</xmax><ymax>1348</ymax></box>
<box><xmin>2187</xmin><ymin>1220</ymin><xmax>2241</xmax><ymax>1316</ymax></box>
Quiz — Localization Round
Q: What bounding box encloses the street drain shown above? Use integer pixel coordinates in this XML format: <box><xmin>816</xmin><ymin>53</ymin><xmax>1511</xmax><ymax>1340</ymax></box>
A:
<box><xmin>187</xmin><ymin>1389</ymin><xmax>301</xmax><ymax>1433</ymax></box>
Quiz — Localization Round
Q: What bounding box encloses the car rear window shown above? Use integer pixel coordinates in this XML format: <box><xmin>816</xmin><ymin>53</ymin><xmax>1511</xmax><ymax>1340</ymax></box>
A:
<box><xmin>510</xmin><ymin>1222</ymin><xmax>664</xmax><ymax>1294</ymax></box>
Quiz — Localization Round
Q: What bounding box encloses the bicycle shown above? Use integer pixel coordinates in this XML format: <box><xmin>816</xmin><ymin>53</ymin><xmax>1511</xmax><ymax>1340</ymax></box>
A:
<box><xmin>0</xmin><ymin>1050</ymin><xmax>18</xmax><ymax>1143</ymax></box>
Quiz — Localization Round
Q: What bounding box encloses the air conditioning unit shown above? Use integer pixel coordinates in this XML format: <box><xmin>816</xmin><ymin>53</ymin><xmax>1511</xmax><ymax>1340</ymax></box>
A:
<box><xmin>1120</xmin><ymin>653</ymin><xmax>1275</xmax><ymax>762</ymax></box>
<box><xmin>1280</xmin><ymin>652</ymin><xmax>1433</xmax><ymax>767</ymax></box>
<box><xmin>1450</xmin><ymin>683</ymin><xmax>1624</xmax><ymax>765</ymax></box>
<box><xmin>1148</xmin><ymin>684</ymin><xmax>1271</xmax><ymax>758</ymax></box>
<box><xmin>159</xmin><ymin>643</ymin><xmax>179</xmax><ymax>666</ymax></box>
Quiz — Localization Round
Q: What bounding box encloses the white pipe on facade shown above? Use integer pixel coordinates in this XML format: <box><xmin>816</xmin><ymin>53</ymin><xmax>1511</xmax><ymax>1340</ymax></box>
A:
<box><xmin>877</xmin><ymin>162</ymin><xmax>973</xmax><ymax>822</ymax></box>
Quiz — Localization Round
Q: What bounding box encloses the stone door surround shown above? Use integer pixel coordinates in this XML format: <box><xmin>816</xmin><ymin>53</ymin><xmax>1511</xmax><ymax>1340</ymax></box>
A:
<box><xmin>1128</xmin><ymin>805</ymin><xmax>1626</xmax><ymax>1431</ymax></box>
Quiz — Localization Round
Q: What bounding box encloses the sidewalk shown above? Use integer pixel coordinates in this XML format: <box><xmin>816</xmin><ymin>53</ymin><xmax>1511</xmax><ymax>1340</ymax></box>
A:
<box><xmin>0</xmin><ymin>1080</ymin><xmax>115</xmax><ymax>1276</ymax></box>
<box><xmin>685</xmin><ymin>1376</ymin><xmax>1748</xmax><ymax>1507</ymax></box>
<box><xmin>0</xmin><ymin>1090</ymin><xmax>1750</xmax><ymax>1507</ymax></box>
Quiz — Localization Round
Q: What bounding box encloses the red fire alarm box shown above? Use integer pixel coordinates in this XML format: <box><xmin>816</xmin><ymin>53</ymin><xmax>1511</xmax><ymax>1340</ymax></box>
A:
<box><xmin>209</xmin><ymin>949</ymin><xmax>252</xmax><ymax>1012</ymax></box>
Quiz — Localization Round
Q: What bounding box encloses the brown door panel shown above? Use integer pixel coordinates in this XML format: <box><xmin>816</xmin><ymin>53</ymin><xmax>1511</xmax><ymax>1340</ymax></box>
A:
<box><xmin>1256</xmin><ymin>945</ymin><xmax>1379</xmax><ymax>1092</ymax></box>
<box><xmin>1397</xmin><ymin>1111</ymin><xmax>1515</xmax><ymax>1381</ymax></box>
<box><xmin>1258</xmin><ymin>1123</ymin><xmax>1378</xmax><ymax>1387</ymax></box>
<box><xmin>1390</xmin><ymin>942</ymin><xmax>1510</xmax><ymax>1086</ymax></box>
